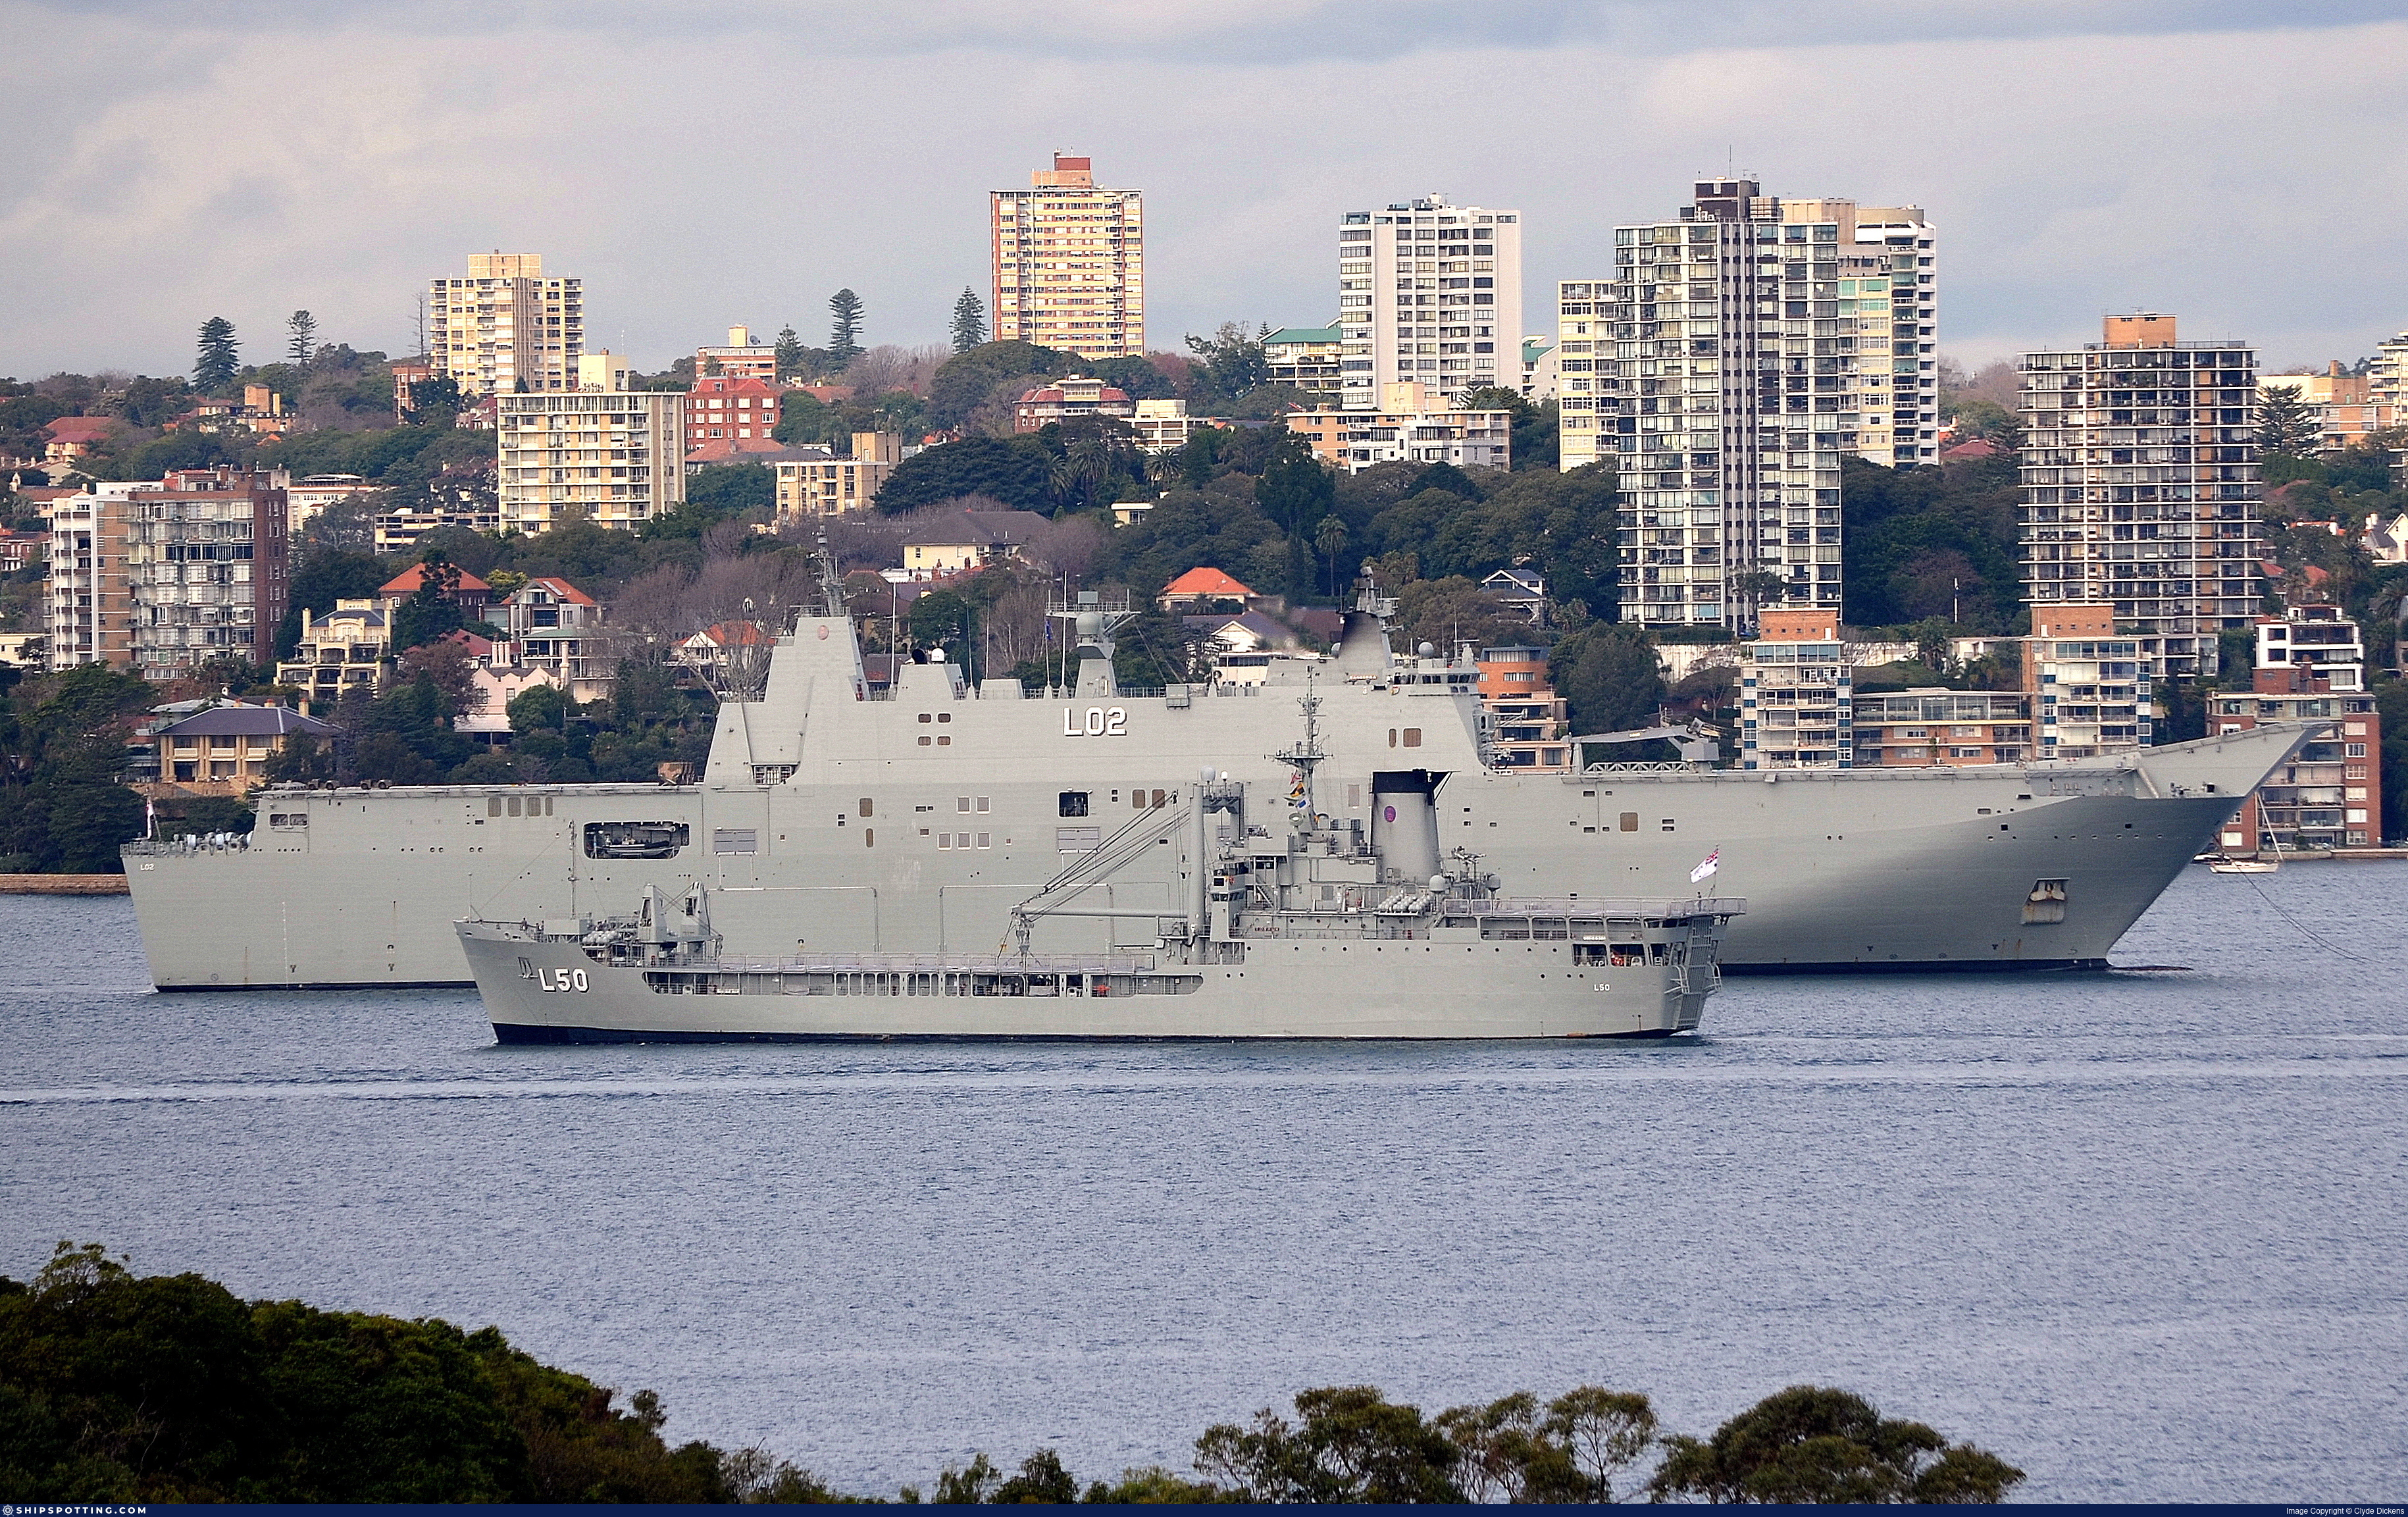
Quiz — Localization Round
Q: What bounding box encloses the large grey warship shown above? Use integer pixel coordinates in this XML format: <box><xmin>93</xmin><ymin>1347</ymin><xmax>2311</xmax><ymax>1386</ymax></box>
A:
<box><xmin>458</xmin><ymin>719</ymin><xmax>1743</xmax><ymax>1042</ymax></box>
<box><xmin>124</xmin><ymin>585</ymin><xmax>2308</xmax><ymax>988</ymax></box>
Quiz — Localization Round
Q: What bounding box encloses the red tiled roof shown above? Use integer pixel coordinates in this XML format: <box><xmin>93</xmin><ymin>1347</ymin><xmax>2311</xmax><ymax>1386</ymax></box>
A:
<box><xmin>1939</xmin><ymin>438</ymin><xmax>2001</xmax><ymax>459</ymax></box>
<box><xmin>379</xmin><ymin>563</ymin><xmax>493</xmax><ymax>596</ymax></box>
<box><xmin>42</xmin><ymin>417</ymin><xmax>120</xmax><ymax>442</ymax></box>
<box><xmin>693</xmin><ymin>620</ymin><xmax>769</xmax><ymax>646</ymax></box>
<box><xmin>518</xmin><ymin>576</ymin><xmax>597</xmax><ymax>606</ymax></box>
<box><xmin>1162</xmin><ymin>566</ymin><xmax>1254</xmax><ymax>598</ymax></box>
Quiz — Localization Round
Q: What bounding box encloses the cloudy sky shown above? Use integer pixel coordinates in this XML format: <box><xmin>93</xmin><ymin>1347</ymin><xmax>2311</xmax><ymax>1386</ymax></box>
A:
<box><xmin>5</xmin><ymin>1</ymin><xmax>2404</xmax><ymax>381</ymax></box>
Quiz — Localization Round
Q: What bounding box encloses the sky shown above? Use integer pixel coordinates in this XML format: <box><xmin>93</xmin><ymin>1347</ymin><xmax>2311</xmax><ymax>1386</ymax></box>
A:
<box><xmin>4</xmin><ymin>1</ymin><xmax>2406</xmax><ymax>382</ymax></box>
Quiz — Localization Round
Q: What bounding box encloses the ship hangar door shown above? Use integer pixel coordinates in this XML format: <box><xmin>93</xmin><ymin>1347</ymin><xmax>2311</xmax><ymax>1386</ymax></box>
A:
<box><xmin>1370</xmin><ymin>769</ymin><xmax>1444</xmax><ymax>885</ymax></box>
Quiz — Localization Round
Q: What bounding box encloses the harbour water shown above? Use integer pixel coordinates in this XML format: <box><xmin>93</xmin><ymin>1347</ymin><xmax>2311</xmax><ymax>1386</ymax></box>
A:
<box><xmin>3</xmin><ymin>865</ymin><xmax>2402</xmax><ymax>1502</ymax></box>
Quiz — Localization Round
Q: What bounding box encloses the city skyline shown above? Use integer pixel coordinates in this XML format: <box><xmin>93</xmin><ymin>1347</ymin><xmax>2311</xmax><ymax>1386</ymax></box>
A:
<box><xmin>5</xmin><ymin>3</ymin><xmax>2404</xmax><ymax>380</ymax></box>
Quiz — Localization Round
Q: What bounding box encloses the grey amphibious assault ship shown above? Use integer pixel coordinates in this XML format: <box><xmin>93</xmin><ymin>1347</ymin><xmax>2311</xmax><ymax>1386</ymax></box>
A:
<box><xmin>124</xmin><ymin>583</ymin><xmax>2307</xmax><ymax>989</ymax></box>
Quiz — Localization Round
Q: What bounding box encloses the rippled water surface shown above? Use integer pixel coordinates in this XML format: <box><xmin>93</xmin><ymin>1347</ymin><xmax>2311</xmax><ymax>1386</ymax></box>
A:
<box><xmin>4</xmin><ymin>866</ymin><xmax>2404</xmax><ymax>1501</ymax></box>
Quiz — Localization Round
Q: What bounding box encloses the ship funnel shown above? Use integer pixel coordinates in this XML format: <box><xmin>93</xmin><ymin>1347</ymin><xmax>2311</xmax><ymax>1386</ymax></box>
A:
<box><xmin>1371</xmin><ymin>769</ymin><xmax>1443</xmax><ymax>885</ymax></box>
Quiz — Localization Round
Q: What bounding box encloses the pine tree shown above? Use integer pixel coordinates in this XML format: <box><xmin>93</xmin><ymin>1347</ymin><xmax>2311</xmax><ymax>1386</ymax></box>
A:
<box><xmin>950</xmin><ymin>288</ymin><xmax>988</xmax><ymax>353</ymax></box>
<box><xmin>2253</xmin><ymin>386</ymin><xmax>2324</xmax><ymax>457</ymax></box>
<box><xmin>774</xmin><ymin>326</ymin><xmax>806</xmax><ymax>382</ymax></box>
<box><xmin>194</xmin><ymin>316</ymin><xmax>240</xmax><ymax>390</ymax></box>
<box><xmin>286</xmin><ymin>309</ymin><xmax>317</xmax><ymax>365</ymax></box>
<box><xmin>827</xmin><ymin>289</ymin><xmax>864</xmax><ymax>371</ymax></box>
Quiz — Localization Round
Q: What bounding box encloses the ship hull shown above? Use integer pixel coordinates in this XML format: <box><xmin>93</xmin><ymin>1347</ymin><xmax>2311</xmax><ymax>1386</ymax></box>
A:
<box><xmin>458</xmin><ymin>923</ymin><xmax>1714</xmax><ymax>1042</ymax></box>
<box><xmin>121</xmin><ymin>618</ymin><xmax>2305</xmax><ymax>990</ymax></box>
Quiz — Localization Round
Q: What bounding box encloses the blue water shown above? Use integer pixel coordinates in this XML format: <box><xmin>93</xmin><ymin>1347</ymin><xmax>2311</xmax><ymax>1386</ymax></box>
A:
<box><xmin>3</xmin><ymin>867</ymin><xmax>2403</xmax><ymax>1503</ymax></box>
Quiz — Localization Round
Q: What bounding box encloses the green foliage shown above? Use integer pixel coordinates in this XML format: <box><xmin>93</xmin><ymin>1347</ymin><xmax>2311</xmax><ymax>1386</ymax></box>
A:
<box><xmin>682</xmin><ymin>463</ymin><xmax>776</xmax><ymax>519</ymax></box>
<box><xmin>875</xmin><ymin>434</ymin><xmax>1054</xmax><ymax>515</ymax></box>
<box><xmin>1841</xmin><ymin>453</ymin><xmax>2023</xmax><ymax>634</ymax></box>
<box><xmin>388</xmin><ymin>555</ymin><xmax>473</xmax><ymax>652</ymax></box>
<box><xmin>774</xmin><ymin>326</ymin><xmax>808</xmax><ymax>382</ymax></box>
<box><xmin>1085</xmin><ymin>355</ymin><xmax>1180</xmax><ymax>401</ymax></box>
<box><xmin>1550</xmin><ymin>623</ymin><xmax>1666</xmax><ymax>735</ymax></box>
<box><xmin>194</xmin><ymin>316</ymin><xmax>240</xmax><ymax>390</ymax></box>
<box><xmin>0</xmin><ymin>1243</ymin><xmax>734</xmax><ymax>1503</ymax></box>
<box><xmin>1194</xmin><ymin>1384</ymin><xmax>1462</xmax><ymax>1503</ymax></box>
<box><xmin>262</xmin><ymin>731</ymin><xmax>334</xmax><ymax>783</ymax></box>
<box><xmin>926</xmin><ymin>340</ymin><xmax>1075</xmax><ymax>431</ymax></box>
<box><xmin>0</xmin><ymin>663</ymin><xmax>157</xmax><ymax>872</ymax></box>
<box><xmin>276</xmin><ymin>549</ymin><xmax>390</xmax><ymax>660</ymax></box>
<box><xmin>1650</xmin><ymin>1384</ymin><xmax>2025</xmax><ymax>1504</ymax></box>
<box><xmin>950</xmin><ymin>288</ymin><xmax>988</xmax><ymax>355</ymax></box>
<box><xmin>1185</xmin><ymin>322</ymin><xmax>1271</xmax><ymax>401</ymax></box>
<box><xmin>2378</xmin><ymin>676</ymin><xmax>2408</xmax><ymax>842</ymax></box>
<box><xmin>285</xmin><ymin>310</ymin><xmax>317</xmax><ymax>365</ymax></box>
<box><xmin>827</xmin><ymin>288</ymin><xmax>865</xmax><ymax>370</ymax></box>
<box><xmin>1090</xmin><ymin>478</ymin><xmax>1287</xmax><ymax>599</ymax></box>
<box><xmin>2254</xmin><ymin>386</ymin><xmax>2324</xmax><ymax>457</ymax></box>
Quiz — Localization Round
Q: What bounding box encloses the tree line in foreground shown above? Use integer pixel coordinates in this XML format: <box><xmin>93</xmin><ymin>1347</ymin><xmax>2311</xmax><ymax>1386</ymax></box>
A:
<box><xmin>0</xmin><ymin>1245</ymin><xmax>2022</xmax><ymax>1504</ymax></box>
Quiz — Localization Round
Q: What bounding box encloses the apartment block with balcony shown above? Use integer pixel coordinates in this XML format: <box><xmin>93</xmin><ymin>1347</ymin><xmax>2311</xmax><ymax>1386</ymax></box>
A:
<box><xmin>1739</xmin><ymin>608</ymin><xmax>1853</xmax><ymax>769</ymax></box>
<box><xmin>686</xmin><ymin>373</ymin><xmax>784</xmax><ymax>452</ymax></box>
<box><xmin>126</xmin><ymin>467</ymin><xmax>290</xmax><ymax>682</ymax></box>
<box><xmin>696</xmin><ymin>324</ymin><xmax>778</xmax><ymax>382</ymax></box>
<box><xmin>494</xmin><ymin>577</ymin><xmax>607</xmax><ymax>698</ymax></box>
<box><xmin>497</xmin><ymin>390</ymin><xmax>685</xmax><ymax>532</ymax></box>
<box><xmin>2258</xmin><ymin>602</ymin><xmax>2365</xmax><ymax>690</ymax></box>
<box><xmin>1283</xmin><ymin>382</ymin><xmax>1512</xmax><ymax>473</ymax></box>
<box><xmin>2014</xmin><ymin>603</ymin><xmax>2151</xmax><ymax>758</ymax></box>
<box><xmin>2017</xmin><ymin>313</ymin><xmax>2260</xmax><ymax>679</ymax></box>
<box><xmin>992</xmin><ymin>155</ymin><xmax>1143</xmax><ymax>359</ymax></box>
<box><xmin>428</xmin><ymin>253</ymin><xmax>583</xmax><ymax>397</ymax></box>
<box><xmin>775</xmin><ymin>434</ymin><xmax>900</xmax><ymax>520</ymax></box>
<box><xmin>1558</xmin><ymin>182</ymin><xmax>1936</xmax><ymax>632</ymax></box>
<box><xmin>1264</xmin><ymin>326</ymin><xmax>1343</xmax><ymax>398</ymax></box>
<box><xmin>1476</xmin><ymin>646</ymin><xmax>1571</xmax><ymax>771</ymax></box>
<box><xmin>274</xmin><ymin>600</ymin><xmax>391</xmax><ymax>702</ymax></box>
<box><xmin>2259</xmin><ymin>364</ymin><xmax>2394</xmax><ymax>450</ymax></box>
<box><xmin>1853</xmin><ymin>688</ymin><xmax>2032</xmax><ymax>766</ymax></box>
<box><xmin>1337</xmin><ymin>195</ymin><xmax>1521</xmax><ymax>411</ymax></box>
<box><xmin>144</xmin><ymin>703</ymin><xmax>339</xmax><ymax>794</ymax></box>
<box><xmin>2214</xmin><ymin>679</ymin><xmax>2382</xmax><ymax>853</ymax></box>
<box><xmin>46</xmin><ymin>484</ymin><xmax>138</xmax><ymax>670</ymax></box>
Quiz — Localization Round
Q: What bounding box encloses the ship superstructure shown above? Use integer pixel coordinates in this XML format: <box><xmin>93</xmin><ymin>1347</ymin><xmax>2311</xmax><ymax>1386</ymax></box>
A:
<box><xmin>124</xmin><ymin>579</ymin><xmax>2311</xmax><ymax>989</ymax></box>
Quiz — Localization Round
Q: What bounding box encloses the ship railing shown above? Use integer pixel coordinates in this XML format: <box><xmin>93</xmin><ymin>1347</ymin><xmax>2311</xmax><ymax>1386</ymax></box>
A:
<box><xmin>711</xmin><ymin>951</ymin><xmax>1161</xmax><ymax>975</ymax></box>
<box><xmin>1441</xmin><ymin>895</ymin><xmax>1745</xmax><ymax>919</ymax></box>
<box><xmin>124</xmin><ymin>835</ymin><xmax>251</xmax><ymax>856</ymax></box>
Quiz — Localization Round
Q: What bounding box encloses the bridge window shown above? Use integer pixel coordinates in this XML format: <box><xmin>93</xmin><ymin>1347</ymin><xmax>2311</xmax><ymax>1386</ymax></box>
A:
<box><xmin>1059</xmin><ymin>790</ymin><xmax>1089</xmax><ymax>817</ymax></box>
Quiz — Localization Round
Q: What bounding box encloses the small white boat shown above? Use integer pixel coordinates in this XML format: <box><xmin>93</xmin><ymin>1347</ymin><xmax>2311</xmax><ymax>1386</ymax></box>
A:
<box><xmin>2206</xmin><ymin>856</ymin><xmax>2279</xmax><ymax>875</ymax></box>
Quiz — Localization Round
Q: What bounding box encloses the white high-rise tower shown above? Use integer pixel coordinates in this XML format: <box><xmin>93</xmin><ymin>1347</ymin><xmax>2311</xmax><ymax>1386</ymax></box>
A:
<box><xmin>1337</xmin><ymin>194</ymin><xmax>1522</xmax><ymax>409</ymax></box>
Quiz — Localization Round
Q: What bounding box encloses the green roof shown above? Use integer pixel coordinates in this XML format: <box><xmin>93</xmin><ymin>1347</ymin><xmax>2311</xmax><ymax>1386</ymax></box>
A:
<box><xmin>1264</xmin><ymin>326</ymin><xmax>1341</xmax><ymax>346</ymax></box>
<box><xmin>1522</xmin><ymin>338</ymin><xmax>1556</xmax><ymax>363</ymax></box>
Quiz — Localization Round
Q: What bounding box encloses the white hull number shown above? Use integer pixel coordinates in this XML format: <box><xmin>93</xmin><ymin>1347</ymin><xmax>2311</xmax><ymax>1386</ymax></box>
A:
<box><xmin>1063</xmin><ymin>706</ymin><xmax>1129</xmax><ymax>738</ymax></box>
<box><xmin>539</xmin><ymin>966</ymin><xmax>590</xmax><ymax>992</ymax></box>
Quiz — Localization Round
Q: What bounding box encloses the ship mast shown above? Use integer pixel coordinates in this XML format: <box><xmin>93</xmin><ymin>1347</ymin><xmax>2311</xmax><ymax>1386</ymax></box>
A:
<box><xmin>1269</xmin><ymin>675</ymin><xmax>1325</xmax><ymax>829</ymax></box>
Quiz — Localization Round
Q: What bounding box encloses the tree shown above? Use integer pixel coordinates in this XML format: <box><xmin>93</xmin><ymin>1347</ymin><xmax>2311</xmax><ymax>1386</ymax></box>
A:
<box><xmin>827</xmin><ymin>288</ymin><xmax>865</xmax><ymax>370</ymax></box>
<box><xmin>773</xmin><ymin>325</ymin><xmax>806</xmax><ymax>382</ymax></box>
<box><xmin>2255</xmin><ymin>385</ymin><xmax>2324</xmax><ymax>458</ymax></box>
<box><xmin>1552</xmin><ymin>623</ymin><xmax>1666</xmax><ymax>735</ymax></box>
<box><xmin>194</xmin><ymin>316</ymin><xmax>240</xmax><ymax>390</ymax></box>
<box><xmin>390</xmin><ymin>553</ymin><xmax>474</xmax><ymax>652</ymax></box>
<box><xmin>950</xmin><ymin>287</ymin><xmax>988</xmax><ymax>354</ymax></box>
<box><xmin>1650</xmin><ymin>1385</ymin><xmax>2026</xmax><ymax>1505</ymax></box>
<box><xmin>286</xmin><ymin>309</ymin><xmax>318</xmax><ymax>365</ymax></box>
<box><xmin>1315</xmin><ymin>513</ymin><xmax>1350</xmax><ymax>596</ymax></box>
<box><xmin>1194</xmin><ymin>1385</ymin><xmax>1462</xmax><ymax>1504</ymax></box>
<box><xmin>1186</xmin><ymin>321</ymin><xmax>1270</xmax><ymax>398</ymax></box>
<box><xmin>873</xmin><ymin>434</ymin><xmax>1054</xmax><ymax>514</ymax></box>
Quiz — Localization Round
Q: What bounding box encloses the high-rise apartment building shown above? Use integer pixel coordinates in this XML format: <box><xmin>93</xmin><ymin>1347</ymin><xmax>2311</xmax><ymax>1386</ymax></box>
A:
<box><xmin>1558</xmin><ymin>180</ymin><xmax>1937</xmax><ymax>631</ymax></box>
<box><xmin>2016</xmin><ymin>313</ymin><xmax>2260</xmax><ymax>678</ymax></box>
<box><xmin>990</xmin><ymin>155</ymin><xmax>1143</xmax><ymax>358</ymax></box>
<box><xmin>698</xmin><ymin>325</ymin><xmax>779</xmax><ymax>382</ymax></box>
<box><xmin>126</xmin><ymin>467</ymin><xmax>290</xmax><ymax>682</ymax></box>
<box><xmin>428</xmin><ymin>254</ymin><xmax>583</xmax><ymax>396</ymax></box>
<box><xmin>46</xmin><ymin>485</ymin><xmax>137</xmax><ymax>670</ymax></box>
<box><xmin>1337</xmin><ymin>194</ymin><xmax>1522</xmax><ymax>410</ymax></box>
<box><xmin>2369</xmin><ymin>330</ymin><xmax>2408</xmax><ymax>417</ymax></box>
<box><xmin>497</xmin><ymin>391</ymin><xmax>685</xmax><ymax>534</ymax></box>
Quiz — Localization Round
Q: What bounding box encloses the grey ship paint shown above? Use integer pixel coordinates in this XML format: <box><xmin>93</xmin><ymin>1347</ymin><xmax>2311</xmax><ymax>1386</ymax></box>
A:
<box><xmin>122</xmin><ymin>596</ymin><xmax>2307</xmax><ymax>989</ymax></box>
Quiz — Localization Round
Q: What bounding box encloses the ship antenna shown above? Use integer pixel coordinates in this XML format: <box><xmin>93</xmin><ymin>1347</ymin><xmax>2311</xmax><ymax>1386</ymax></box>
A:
<box><xmin>1269</xmin><ymin>669</ymin><xmax>1326</xmax><ymax>825</ymax></box>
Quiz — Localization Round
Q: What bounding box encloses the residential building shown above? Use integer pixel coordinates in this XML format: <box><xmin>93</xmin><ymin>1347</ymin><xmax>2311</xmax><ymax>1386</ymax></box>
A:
<box><xmin>376</xmin><ymin>562</ymin><xmax>494</xmax><ymax>620</ymax></box>
<box><xmin>1558</xmin><ymin>181</ymin><xmax>1937</xmax><ymax>632</ymax></box>
<box><xmin>374</xmin><ymin>497</ymin><xmax>503</xmax><ymax>555</ymax></box>
<box><xmin>167</xmin><ymin>385</ymin><xmax>293</xmax><ymax>440</ymax></box>
<box><xmin>696</xmin><ymin>325</ymin><xmax>779</xmax><ymax>382</ymax></box>
<box><xmin>46</xmin><ymin>483</ymin><xmax>138</xmax><ymax>669</ymax></box>
<box><xmin>274</xmin><ymin>600</ymin><xmax>392</xmax><ymax>702</ymax></box>
<box><xmin>144</xmin><ymin>702</ymin><xmax>338</xmax><ymax>793</ymax></box>
<box><xmin>2258</xmin><ymin>365</ymin><xmax>2393</xmax><ymax>450</ymax></box>
<box><xmin>285</xmin><ymin>473</ymin><xmax>376</xmax><ymax>531</ymax></box>
<box><xmin>1159</xmin><ymin>567</ymin><xmax>1259</xmax><ymax>614</ymax></box>
<box><xmin>1338</xmin><ymin>193</ymin><xmax>1522</xmax><ymax>411</ymax></box>
<box><xmin>390</xmin><ymin>359</ymin><xmax>432</xmax><ymax>421</ymax></box>
<box><xmin>0</xmin><ymin>631</ymin><xmax>45</xmax><ymax>667</ymax></box>
<box><xmin>124</xmin><ymin>467</ymin><xmax>292</xmax><ymax>682</ymax></box>
<box><xmin>1013</xmin><ymin>375</ymin><xmax>1135</xmax><ymax>432</ymax></box>
<box><xmin>2017</xmin><ymin>313</ymin><xmax>2261</xmax><ymax>678</ymax></box>
<box><xmin>685</xmin><ymin>373</ymin><xmax>784</xmax><ymax>453</ymax></box>
<box><xmin>41</xmin><ymin>416</ymin><xmax>120</xmax><ymax>465</ymax></box>
<box><xmin>1283</xmin><ymin>382</ymin><xmax>1512</xmax><ymax>473</ymax></box>
<box><xmin>2213</xmin><ymin>619</ymin><xmax>2382</xmax><ymax>853</ymax></box>
<box><xmin>1476</xmin><ymin>646</ymin><xmax>1572</xmax><ymax>771</ymax></box>
<box><xmin>0</xmin><ymin>528</ymin><xmax>45</xmax><ymax>573</ymax></box>
<box><xmin>492</xmin><ymin>577</ymin><xmax>605</xmax><ymax>694</ymax></box>
<box><xmin>575</xmin><ymin>351</ymin><xmax>634</xmax><ymax>392</ymax></box>
<box><xmin>2365</xmin><ymin>511</ymin><xmax>2408</xmax><ymax>565</ymax></box>
<box><xmin>2257</xmin><ymin>602</ymin><xmax>2365</xmax><ymax>691</ymax></box>
<box><xmin>1853</xmin><ymin>689</ymin><xmax>2033</xmax><ymax>767</ymax></box>
<box><xmin>427</xmin><ymin>253</ymin><xmax>583</xmax><ymax>396</ymax></box>
<box><xmin>2369</xmin><ymin>331</ymin><xmax>2408</xmax><ymax>419</ymax></box>
<box><xmin>775</xmin><ymin>435</ymin><xmax>900</xmax><ymax>519</ymax></box>
<box><xmin>1520</xmin><ymin>336</ymin><xmax>1559</xmax><ymax>403</ymax></box>
<box><xmin>1131</xmin><ymin>399</ymin><xmax>1198</xmax><ymax>453</ymax></box>
<box><xmin>1264</xmin><ymin>326</ymin><xmax>1343</xmax><ymax>396</ymax></box>
<box><xmin>1480</xmin><ymin>568</ymin><xmax>1546</xmax><ymax>624</ymax></box>
<box><xmin>1738</xmin><ymin>607</ymin><xmax>1851</xmax><ymax>770</ymax></box>
<box><xmin>453</xmin><ymin>661</ymin><xmax>562</xmax><ymax>739</ymax></box>
<box><xmin>899</xmin><ymin>509</ymin><xmax>1050</xmax><ymax>578</ymax></box>
<box><xmin>991</xmin><ymin>154</ymin><xmax>1144</xmax><ymax>358</ymax></box>
<box><xmin>2020</xmin><ymin>604</ymin><xmax>2149</xmax><ymax>758</ymax></box>
<box><xmin>496</xmin><ymin>389</ymin><xmax>685</xmax><ymax>532</ymax></box>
